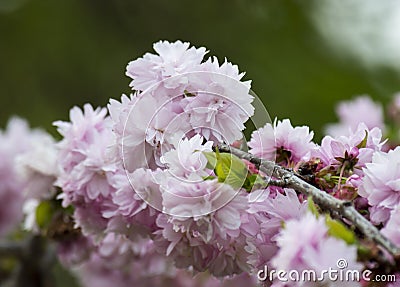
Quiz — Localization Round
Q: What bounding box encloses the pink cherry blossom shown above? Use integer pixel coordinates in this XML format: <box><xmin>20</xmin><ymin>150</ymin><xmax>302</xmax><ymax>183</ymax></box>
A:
<box><xmin>249</xmin><ymin>118</ymin><xmax>315</xmax><ymax>165</ymax></box>
<box><xmin>381</xmin><ymin>207</ymin><xmax>400</xmax><ymax>248</ymax></box>
<box><xmin>54</xmin><ymin>104</ymin><xmax>120</xmax><ymax>238</ymax></box>
<box><xmin>182</xmin><ymin>58</ymin><xmax>254</xmax><ymax>144</ymax></box>
<box><xmin>126</xmin><ymin>40</ymin><xmax>207</xmax><ymax>95</ymax></box>
<box><xmin>105</xmin><ymin>168</ymin><xmax>162</xmax><ymax>236</ymax></box>
<box><xmin>54</xmin><ymin>104</ymin><xmax>116</xmax><ymax>206</ymax></box>
<box><xmin>160</xmin><ymin>134</ymin><xmax>213</xmax><ymax>181</ymax></box>
<box><xmin>245</xmin><ymin>188</ymin><xmax>308</xmax><ymax>270</ymax></box>
<box><xmin>15</xmin><ymin>131</ymin><xmax>58</xmax><ymax>200</ymax></box>
<box><xmin>154</xmin><ymin>178</ymin><xmax>251</xmax><ymax>276</ymax></box>
<box><xmin>110</xmin><ymin>93</ymin><xmax>189</xmax><ymax>172</ymax></box>
<box><xmin>314</xmin><ymin>122</ymin><xmax>384</xmax><ymax>172</ymax></box>
<box><xmin>272</xmin><ymin>213</ymin><xmax>362</xmax><ymax>287</ymax></box>
<box><xmin>359</xmin><ymin>147</ymin><xmax>400</xmax><ymax>224</ymax></box>
<box><xmin>0</xmin><ymin>117</ymin><xmax>52</xmax><ymax>237</ymax></box>
<box><xmin>326</xmin><ymin>95</ymin><xmax>384</xmax><ymax>137</ymax></box>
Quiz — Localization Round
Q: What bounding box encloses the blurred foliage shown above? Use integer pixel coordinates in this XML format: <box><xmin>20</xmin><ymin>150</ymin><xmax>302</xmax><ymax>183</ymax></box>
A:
<box><xmin>1</xmin><ymin>0</ymin><xmax>399</xmax><ymax>139</ymax></box>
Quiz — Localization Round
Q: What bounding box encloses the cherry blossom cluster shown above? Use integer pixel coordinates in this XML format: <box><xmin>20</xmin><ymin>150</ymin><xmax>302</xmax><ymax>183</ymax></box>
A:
<box><xmin>1</xmin><ymin>40</ymin><xmax>400</xmax><ymax>287</ymax></box>
<box><xmin>0</xmin><ymin>117</ymin><xmax>57</xmax><ymax>236</ymax></box>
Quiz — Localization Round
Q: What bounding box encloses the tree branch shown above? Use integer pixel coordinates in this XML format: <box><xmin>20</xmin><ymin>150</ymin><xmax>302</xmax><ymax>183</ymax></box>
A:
<box><xmin>218</xmin><ymin>144</ymin><xmax>400</xmax><ymax>258</ymax></box>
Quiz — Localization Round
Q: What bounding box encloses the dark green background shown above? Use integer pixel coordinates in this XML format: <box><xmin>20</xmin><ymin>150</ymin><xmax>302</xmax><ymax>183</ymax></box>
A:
<box><xmin>1</xmin><ymin>0</ymin><xmax>399</xmax><ymax>139</ymax></box>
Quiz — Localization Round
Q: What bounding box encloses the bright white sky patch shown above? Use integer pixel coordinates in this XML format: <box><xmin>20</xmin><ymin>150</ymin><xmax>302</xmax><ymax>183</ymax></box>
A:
<box><xmin>311</xmin><ymin>0</ymin><xmax>400</xmax><ymax>70</ymax></box>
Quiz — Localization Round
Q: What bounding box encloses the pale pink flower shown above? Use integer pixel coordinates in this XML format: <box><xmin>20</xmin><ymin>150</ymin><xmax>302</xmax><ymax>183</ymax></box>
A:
<box><xmin>105</xmin><ymin>168</ymin><xmax>162</xmax><ymax>237</ymax></box>
<box><xmin>74</xmin><ymin>201</ymin><xmax>110</xmax><ymax>238</ymax></box>
<box><xmin>161</xmin><ymin>177</ymin><xmax>246</xmax><ymax>224</ymax></box>
<box><xmin>314</xmin><ymin>123</ymin><xmax>384</xmax><ymax>172</ymax></box>
<box><xmin>128</xmin><ymin>168</ymin><xmax>165</xmax><ymax>213</ymax></box>
<box><xmin>77</xmin><ymin>250</ymin><xmax>257</xmax><ymax>287</ymax></box>
<box><xmin>54</xmin><ymin>104</ymin><xmax>121</xmax><ymax>239</ymax></box>
<box><xmin>76</xmin><ymin>238</ymin><xmax>178</xmax><ymax>287</ymax></box>
<box><xmin>245</xmin><ymin>188</ymin><xmax>308</xmax><ymax>270</ymax></box>
<box><xmin>160</xmin><ymin>134</ymin><xmax>213</xmax><ymax>181</ymax></box>
<box><xmin>126</xmin><ymin>40</ymin><xmax>207</xmax><ymax>95</ymax></box>
<box><xmin>381</xmin><ymin>207</ymin><xmax>400</xmax><ymax>248</ymax></box>
<box><xmin>387</xmin><ymin>277</ymin><xmax>400</xmax><ymax>287</ymax></box>
<box><xmin>326</xmin><ymin>95</ymin><xmax>384</xmax><ymax>137</ymax></box>
<box><xmin>154</xmin><ymin>178</ymin><xmax>251</xmax><ymax>276</ymax></box>
<box><xmin>359</xmin><ymin>147</ymin><xmax>400</xmax><ymax>224</ymax></box>
<box><xmin>107</xmin><ymin>93</ymin><xmax>138</xmax><ymax>138</ymax></box>
<box><xmin>155</xmin><ymin>213</ymin><xmax>252</xmax><ymax>277</ymax></box>
<box><xmin>57</xmin><ymin>234</ymin><xmax>94</xmax><ymax>266</ymax></box>
<box><xmin>388</xmin><ymin>92</ymin><xmax>400</xmax><ymax>125</ymax></box>
<box><xmin>0</xmin><ymin>117</ymin><xmax>49</xmax><ymax>237</ymax></box>
<box><xmin>15</xmin><ymin>131</ymin><xmax>58</xmax><ymax>199</ymax></box>
<box><xmin>95</xmin><ymin>233</ymin><xmax>155</xmax><ymax>268</ymax></box>
<box><xmin>54</xmin><ymin>104</ymin><xmax>117</xmax><ymax>206</ymax></box>
<box><xmin>111</xmin><ymin>94</ymin><xmax>189</xmax><ymax>172</ymax></box>
<box><xmin>182</xmin><ymin>57</ymin><xmax>254</xmax><ymax>144</ymax></box>
<box><xmin>249</xmin><ymin>119</ymin><xmax>315</xmax><ymax>164</ymax></box>
<box><xmin>272</xmin><ymin>213</ymin><xmax>362</xmax><ymax>287</ymax></box>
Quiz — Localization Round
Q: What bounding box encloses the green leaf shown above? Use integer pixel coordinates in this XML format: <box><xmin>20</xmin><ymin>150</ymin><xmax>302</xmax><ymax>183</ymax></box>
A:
<box><xmin>356</xmin><ymin>130</ymin><xmax>368</xmax><ymax>149</ymax></box>
<box><xmin>307</xmin><ymin>196</ymin><xmax>319</xmax><ymax>217</ymax></box>
<box><xmin>183</xmin><ymin>89</ymin><xmax>196</xmax><ymax>97</ymax></box>
<box><xmin>215</xmin><ymin>152</ymin><xmax>248</xmax><ymax>189</ymax></box>
<box><xmin>203</xmin><ymin>151</ymin><xmax>249</xmax><ymax>189</ymax></box>
<box><xmin>203</xmin><ymin>151</ymin><xmax>217</xmax><ymax>170</ymax></box>
<box><xmin>242</xmin><ymin>174</ymin><xmax>268</xmax><ymax>192</ymax></box>
<box><xmin>357</xmin><ymin>244</ymin><xmax>370</xmax><ymax>257</ymax></box>
<box><xmin>215</xmin><ymin>153</ymin><xmax>231</xmax><ymax>178</ymax></box>
<box><xmin>35</xmin><ymin>201</ymin><xmax>54</xmax><ymax>229</ymax></box>
<box><xmin>325</xmin><ymin>215</ymin><xmax>356</xmax><ymax>245</ymax></box>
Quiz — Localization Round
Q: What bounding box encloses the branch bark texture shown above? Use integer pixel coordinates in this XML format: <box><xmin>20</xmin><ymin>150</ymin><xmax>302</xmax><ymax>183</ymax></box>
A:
<box><xmin>218</xmin><ymin>144</ymin><xmax>400</xmax><ymax>258</ymax></box>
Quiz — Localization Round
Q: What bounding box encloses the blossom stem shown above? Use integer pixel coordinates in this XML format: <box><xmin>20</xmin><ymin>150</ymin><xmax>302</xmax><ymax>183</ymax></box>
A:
<box><xmin>337</xmin><ymin>161</ymin><xmax>347</xmax><ymax>197</ymax></box>
<box><xmin>217</xmin><ymin>143</ymin><xmax>400</xmax><ymax>258</ymax></box>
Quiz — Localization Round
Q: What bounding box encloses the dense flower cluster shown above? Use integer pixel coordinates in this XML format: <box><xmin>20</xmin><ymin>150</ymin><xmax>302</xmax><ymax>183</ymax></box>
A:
<box><xmin>0</xmin><ymin>117</ymin><xmax>57</xmax><ymax>237</ymax></box>
<box><xmin>272</xmin><ymin>213</ymin><xmax>363</xmax><ymax>287</ymax></box>
<box><xmin>1</xmin><ymin>41</ymin><xmax>400</xmax><ymax>287</ymax></box>
<box><xmin>359</xmin><ymin>147</ymin><xmax>400</xmax><ymax>224</ymax></box>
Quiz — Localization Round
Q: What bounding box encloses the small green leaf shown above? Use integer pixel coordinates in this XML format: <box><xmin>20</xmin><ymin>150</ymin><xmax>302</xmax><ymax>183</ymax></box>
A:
<box><xmin>357</xmin><ymin>245</ymin><xmax>370</xmax><ymax>257</ymax></box>
<box><xmin>215</xmin><ymin>153</ymin><xmax>248</xmax><ymax>189</ymax></box>
<box><xmin>326</xmin><ymin>215</ymin><xmax>356</xmax><ymax>245</ymax></box>
<box><xmin>203</xmin><ymin>151</ymin><xmax>217</xmax><ymax>170</ymax></box>
<box><xmin>204</xmin><ymin>151</ymin><xmax>249</xmax><ymax>189</ymax></box>
<box><xmin>242</xmin><ymin>174</ymin><xmax>268</xmax><ymax>192</ymax></box>
<box><xmin>307</xmin><ymin>196</ymin><xmax>319</xmax><ymax>217</ymax></box>
<box><xmin>35</xmin><ymin>201</ymin><xmax>54</xmax><ymax>229</ymax></box>
<box><xmin>215</xmin><ymin>153</ymin><xmax>232</xmax><ymax>179</ymax></box>
<box><xmin>183</xmin><ymin>89</ymin><xmax>196</xmax><ymax>97</ymax></box>
<box><xmin>356</xmin><ymin>130</ymin><xmax>368</xmax><ymax>149</ymax></box>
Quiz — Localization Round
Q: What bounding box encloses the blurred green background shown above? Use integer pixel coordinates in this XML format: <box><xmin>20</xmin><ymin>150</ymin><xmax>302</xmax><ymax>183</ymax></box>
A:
<box><xmin>1</xmin><ymin>0</ymin><xmax>400</xmax><ymax>140</ymax></box>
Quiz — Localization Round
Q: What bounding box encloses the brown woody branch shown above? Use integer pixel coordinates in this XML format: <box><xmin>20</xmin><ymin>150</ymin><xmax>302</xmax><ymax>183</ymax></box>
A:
<box><xmin>218</xmin><ymin>144</ymin><xmax>400</xmax><ymax>258</ymax></box>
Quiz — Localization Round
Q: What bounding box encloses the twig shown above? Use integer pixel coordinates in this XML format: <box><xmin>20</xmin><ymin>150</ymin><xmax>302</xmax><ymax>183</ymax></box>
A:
<box><xmin>218</xmin><ymin>144</ymin><xmax>400</xmax><ymax>258</ymax></box>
